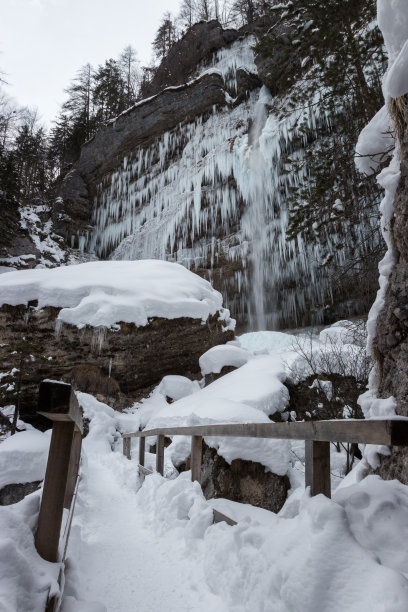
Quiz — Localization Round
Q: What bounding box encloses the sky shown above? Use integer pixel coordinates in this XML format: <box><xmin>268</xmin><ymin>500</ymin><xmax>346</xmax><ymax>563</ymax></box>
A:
<box><xmin>1</xmin><ymin>0</ymin><xmax>182</xmax><ymax>127</ymax></box>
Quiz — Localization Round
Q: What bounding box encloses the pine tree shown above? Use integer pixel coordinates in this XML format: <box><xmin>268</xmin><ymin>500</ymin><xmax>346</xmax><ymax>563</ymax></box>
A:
<box><xmin>93</xmin><ymin>59</ymin><xmax>127</xmax><ymax>123</ymax></box>
<box><xmin>153</xmin><ymin>13</ymin><xmax>177</xmax><ymax>59</ymax></box>
<box><xmin>61</xmin><ymin>63</ymin><xmax>95</xmax><ymax>156</ymax></box>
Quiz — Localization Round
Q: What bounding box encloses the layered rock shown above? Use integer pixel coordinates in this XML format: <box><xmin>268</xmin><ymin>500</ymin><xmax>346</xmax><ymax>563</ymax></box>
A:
<box><xmin>53</xmin><ymin>19</ymin><xmax>381</xmax><ymax>331</ymax></box>
<box><xmin>200</xmin><ymin>443</ymin><xmax>290</xmax><ymax>513</ymax></box>
<box><xmin>371</xmin><ymin>97</ymin><xmax>408</xmax><ymax>483</ymax></box>
<box><xmin>0</xmin><ymin>304</ymin><xmax>233</xmax><ymax>427</ymax></box>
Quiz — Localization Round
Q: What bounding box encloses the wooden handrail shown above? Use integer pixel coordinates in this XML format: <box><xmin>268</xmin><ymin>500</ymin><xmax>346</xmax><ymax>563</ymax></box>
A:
<box><xmin>122</xmin><ymin>419</ymin><xmax>408</xmax><ymax>446</ymax></box>
<box><xmin>122</xmin><ymin>418</ymin><xmax>408</xmax><ymax>500</ymax></box>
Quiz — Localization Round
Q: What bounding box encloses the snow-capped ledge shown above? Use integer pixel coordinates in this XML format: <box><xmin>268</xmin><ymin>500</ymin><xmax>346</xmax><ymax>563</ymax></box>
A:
<box><xmin>0</xmin><ymin>260</ymin><xmax>235</xmax><ymax>330</ymax></box>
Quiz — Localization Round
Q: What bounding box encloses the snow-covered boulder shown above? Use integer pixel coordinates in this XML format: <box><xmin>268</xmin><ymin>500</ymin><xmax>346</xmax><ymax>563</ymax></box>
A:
<box><xmin>0</xmin><ymin>429</ymin><xmax>50</xmax><ymax>490</ymax></box>
<box><xmin>0</xmin><ymin>261</ymin><xmax>235</xmax><ymax>422</ymax></box>
<box><xmin>158</xmin><ymin>375</ymin><xmax>201</xmax><ymax>402</ymax></box>
<box><xmin>199</xmin><ymin>344</ymin><xmax>251</xmax><ymax>376</ymax></box>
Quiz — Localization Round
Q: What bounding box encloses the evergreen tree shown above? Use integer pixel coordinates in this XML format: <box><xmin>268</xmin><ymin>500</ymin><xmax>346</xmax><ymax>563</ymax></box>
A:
<box><xmin>93</xmin><ymin>59</ymin><xmax>127</xmax><ymax>123</ymax></box>
<box><xmin>61</xmin><ymin>63</ymin><xmax>95</xmax><ymax>156</ymax></box>
<box><xmin>255</xmin><ymin>0</ymin><xmax>386</xmax><ymax>296</ymax></box>
<box><xmin>153</xmin><ymin>13</ymin><xmax>177</xmax><ymax>59</ymax></box>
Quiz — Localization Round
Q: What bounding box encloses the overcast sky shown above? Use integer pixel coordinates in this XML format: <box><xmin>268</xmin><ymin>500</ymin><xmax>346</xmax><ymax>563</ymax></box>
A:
<box><xmin>1</xmin><ymin>0</ymin><xmax>182</xmax><ymax>126</ymax></box>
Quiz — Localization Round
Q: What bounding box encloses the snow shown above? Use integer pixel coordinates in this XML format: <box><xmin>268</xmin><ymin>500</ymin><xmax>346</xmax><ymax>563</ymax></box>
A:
<box><xmin>239</xmin><ymin>330</ymin><xmax>297</xmax><ymax>353</ymax></box>
<box><xmin>0</xmin><ymin>429</ymin><xmax>51</xmax><ymax>489</ymax></box>
<box><xmin>355</xmin><ymin>0</ymin><xmax>408</xmax><ymax>418</ymax></box>
<box><xmin>2</xmin><ymin>365</ymin><xmax>408</xmax><ymax>611</ymax></box>
<box><xmin>199</xmin><ymin>344</ymin><xmax>251</xmax><ymax>375</ymax></box>
<box><xmin>0</xmin><ymin>260</ymin><xmax>234</xmax><ymax>330</ymax></box>
<box><xmin>385</xmin><ymin>38</ymin><xmax>408</xmax><ymax>98</ymax></box>
<box><xmin>0</xmin><ymin>492</ymin><xmax>60</xmax><ymax>612</ymax></box>
<box><xmin>56</xmin><ymin>396</ymin><xmax>408</xmax><ymax>611</ymax></box>
<box><xmin>158</xmin><ymin>375</ymin><xmax>201</xmax><ymax>401</ymax></box>
<box><xmin>355</xmin><ymin>106</ymin><xmax>394</xmax><ymax>175</ymax></box>
<box><xmin>86</xmin><ymin>33</ymin><xmax>371</xmax><ymax>330</ymax></box>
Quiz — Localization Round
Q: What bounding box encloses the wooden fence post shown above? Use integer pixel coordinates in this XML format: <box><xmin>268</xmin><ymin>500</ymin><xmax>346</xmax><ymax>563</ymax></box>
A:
<box><xmin>156</xmin><ymin>434</ymin><xmax>165</xmax><ymax>476</ymax></box>
<box><xmin>191</xmin><ymin>435</ymin><xmax>203</xmax><ymax>483</ymax></box>
<box><xmin>139</xmin><ymin>436</ymin><xmax>145</xmax><ymax>466</ymax></box>
<box><xmin>35</xmin><ymin>380</ymin><xmax>83</xmax><ymax>563</ymax></box>
<box><xmin>64</xmin><ymin>429</ymin><xmax>82</xmax><ymax>509</ymax></box>
<box><xmin>123</xmin><ymin>436</ymin><xmax>131</xmax><ymax>460</ymax></box>
<box><xmin>305</xmin><ymin>440</ymin><xmax>331</xmax><ymax>498</ymax></box>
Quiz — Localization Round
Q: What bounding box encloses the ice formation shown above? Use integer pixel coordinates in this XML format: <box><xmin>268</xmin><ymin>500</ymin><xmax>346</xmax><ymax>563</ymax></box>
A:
<box><xmin>85</xmin><ymin>35</ymin><xmax>380</xmax><ymax>331</ymax></box>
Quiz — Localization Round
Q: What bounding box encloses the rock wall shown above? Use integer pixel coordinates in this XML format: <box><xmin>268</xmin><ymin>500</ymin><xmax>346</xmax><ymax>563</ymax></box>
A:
<box><xmin>373</xmin><ymin>97</ymin><xmax>408</xmax><ymax>483</ymax></box>
<box><xmin>0</xmin><ymin>304</ymin><xmax>233</xmax><ymax>428</ymax></box>
<box><xmin>54</xmin><ymin>19</ymin><xmax>381</xmax><ymax>331</ymax></box>
<box><xmin>200</xmin><ymin>443</ymin><xmax>290</xmax><ymax>513</ymax></box>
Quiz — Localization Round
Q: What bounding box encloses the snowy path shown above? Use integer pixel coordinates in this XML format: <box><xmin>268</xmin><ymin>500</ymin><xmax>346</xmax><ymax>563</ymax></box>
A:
<box><xmin>64</xmin><ymin>449</ymin><xmax>227</xmax><ymax>612</ymax></box>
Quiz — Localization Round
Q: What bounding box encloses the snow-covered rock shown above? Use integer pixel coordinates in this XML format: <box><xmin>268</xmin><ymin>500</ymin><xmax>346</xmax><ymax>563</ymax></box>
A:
<box><xmin>0</xmin><ymin>429</ymin><xmax>51</xmax><ymax>489</ymax></box>
<box><xmin>0</xmin><ymin>259</ymin><xmax>234</xmax><ymax>330</ymax></box>
<box><xmin>199</xmin><ymin>344</ymin><xmax>251</xmax><ymax>375</ymax></box>
<box><xmin>158</xmin><ymin>375</ymin><xmax>201</xmax><ymax>402</ymax></box>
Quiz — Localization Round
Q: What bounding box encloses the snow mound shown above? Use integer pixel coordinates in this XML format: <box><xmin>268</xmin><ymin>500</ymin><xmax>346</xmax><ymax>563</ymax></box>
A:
<box><xmin>0</xmin><ymin>493</ymin><xmax>59</xmax><ymax>612</ymax></box>
<box><xmin>158</xmin><ymin>375</ymin><xmax>201</xmax><ymax>401</ymax></box>
<box><xmin>137</xmin><ymin>473</ymin><xmax>408</xmax><ymax>612</ymax></box>
<box><xmin>199</xmin><ymin>344</ymin><xmax>251</xmax><ymax>375</ymax></box>
<box><xmin>0</xmin><ymin>260</ymin><xmax>234</xmax><ymax>330</ymax></box>
<box><xmin>0</xmin><ymin>429</ymin><xmax>51</xmax><ymax>489</ymax></box>
<box><xmin>149</xmin><ymin>355</ymin><xmax>289</xmax><ymax>427</ymax></box>
<box><xmin>145</xmin><ymin>355</ymin><xmax>290</xmax><ymax>473</ymax></box>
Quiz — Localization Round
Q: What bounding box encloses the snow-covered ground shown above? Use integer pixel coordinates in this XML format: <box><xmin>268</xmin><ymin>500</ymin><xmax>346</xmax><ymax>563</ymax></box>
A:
<box><xmin>59</xmin><ymin>391</ymin><xmax>408</xmax><ymax>611</ymax></box>
<box><xmin>2</xmin><ymin>324</ymin><xmax>408</xmax><ymax>611</ymax></box>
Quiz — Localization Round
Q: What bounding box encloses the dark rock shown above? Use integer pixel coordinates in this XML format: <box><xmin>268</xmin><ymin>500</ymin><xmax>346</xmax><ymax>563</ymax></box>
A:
<box><xmin>286</xmin><ymin>373</ymin><xmax>365</xmax><ymax>421</ymax></box>
<box><xmin>57</xmin><ymin>73</ymin><xmax>229</xmax><ymax>243</ymax></box>
<box><xmin>0</xmin><ymin>304</ymin><xmax>233</xmax><ymax>427</ymax></box>
<box><xmin>0</xmin><ymin>481</ymin><xmax>41</xmax><ymax>506</ymax></box>
<box><xmin>200</xmin><ymin>443</ymin><xmax>290</xmax><ymax>513</ymax></box>
<box><xmin>371</xmin><ymin>96</ymin><xmax>408</xmax><ymax>481</ymax></box>
<box><xmin>143</xmin><ymin>20</ymin><xmax>240</xmax><ymax>97</ymax></box>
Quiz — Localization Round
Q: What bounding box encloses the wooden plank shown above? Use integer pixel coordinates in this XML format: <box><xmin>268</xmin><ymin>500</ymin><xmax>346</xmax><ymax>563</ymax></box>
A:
<box><xmin>35</xmin><ymin>421</ymin><xmax>75</xmax><ymax>562</ymax></box>
<box><xmin>123</xmin><ymin>436</ymin><xmax>131</xmax><ymax>460</ymax></box>
<box><xmin>305</xmin><ymin>440</ymin><xmax>331</xmax><ymax>498</ymax></box>
<box><xmin>139</xmin><ymin>464</ymin><xmax>153</xmax><ymax>476</ymax></box>
<box><xmin>38</xmin><ymin>380</ymin><xmax>83</xmax><ymax>434</ymax></box>
<box><xmin>156</xmin><ymin>434</ymin><xmax>165</xmax><ymax>476</ymax></box>
<box><xmin>64</xmin><ymin>429</ymin><xmax>82</xmax><ymax>509</ymax></box>
<box><xmin>213</xmin><ymin>509</ymin><xmax>237</xmax><ymax>526</ymax></box>
<box><xmin>191</xmin><ymin>435</ymin><xmax>203</xmax><ymax>483</ymax></box>
<box><xmin>123</xmin><ymin>419</ymin><xmax>408</xmax><ymax>446</ymax></box>
<box><xmin>139</xmin><ymin>436</ymin><xmax>145</xmax><ymax>466</ymax></box>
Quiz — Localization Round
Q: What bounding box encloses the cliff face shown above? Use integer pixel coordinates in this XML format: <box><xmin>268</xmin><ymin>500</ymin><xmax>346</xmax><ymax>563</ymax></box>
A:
<box><xmin>372</xmin><ymin>98</ymin><xmax>408</xmax><ymax>483</ymax></box>
<box><xmin>0</xmin><ymin>303</ymin><xmax>233</xmax><ymax>428</ymax></box>
<box><xmin>55</xmin><ymin>20</ymin><xmax>380</xmax><ymax>331</ymax></box>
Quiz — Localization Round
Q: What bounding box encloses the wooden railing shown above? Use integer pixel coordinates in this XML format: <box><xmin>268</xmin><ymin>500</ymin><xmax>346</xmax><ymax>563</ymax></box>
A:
<box><xmin>122</xmin><ymin>419</ymin><xmax>408</xmax><ymax>498</ymax></box>
<box><xmin>35</xmin><ymin>380</ymin><xmax>83</xmax><ymax>612</ymax></box>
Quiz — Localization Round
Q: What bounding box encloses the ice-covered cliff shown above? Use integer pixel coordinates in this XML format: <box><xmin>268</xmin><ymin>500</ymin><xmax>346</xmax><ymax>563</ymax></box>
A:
<box><xmin>58</xmin><ymin>20</ymin><xmax>381</xmax><ymax>330</ymax></box>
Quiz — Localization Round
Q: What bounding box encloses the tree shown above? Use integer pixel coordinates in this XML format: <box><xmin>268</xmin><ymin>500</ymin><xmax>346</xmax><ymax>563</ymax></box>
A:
<box><xmin>153</xmin><ymin>13</ymin><xmax>177</xmax><ymax>59</ymax></box>
<box><xmin>93</xmin><ymin>59</ymin><xmax>127</xmax><ymax>123</ymax></box>
<box><xmin>231</xmin><ymin>0</ymin><xmax>257</xmax><ymax>25</ymax></box>
<box><xmin>196</xmin><ymin>0</ymin><xmax>213</xmax><ymax>20</ymax></box>
<box><xmin>179</xmin><ymin>0</ymin><xmax>198</xmax><ymax>29</ymax></box>
<box><xmin>255</xmin><ymin>0</ymin><xmax>386</xmax><ymax>302</ymax></box>
<box><xmin>62</xmin><ymin>63</ymin><xmax>95</xmax><ymax>153</ymax></box>
<box><xmin>119</xmin><ymin>45</ymin><xmax>140</xmax><ymax>107</ymax></box>
<box><xmin>13</xmin><ymin>109</ymin><xmax>49</xmax><ymax>200</ymax></box>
